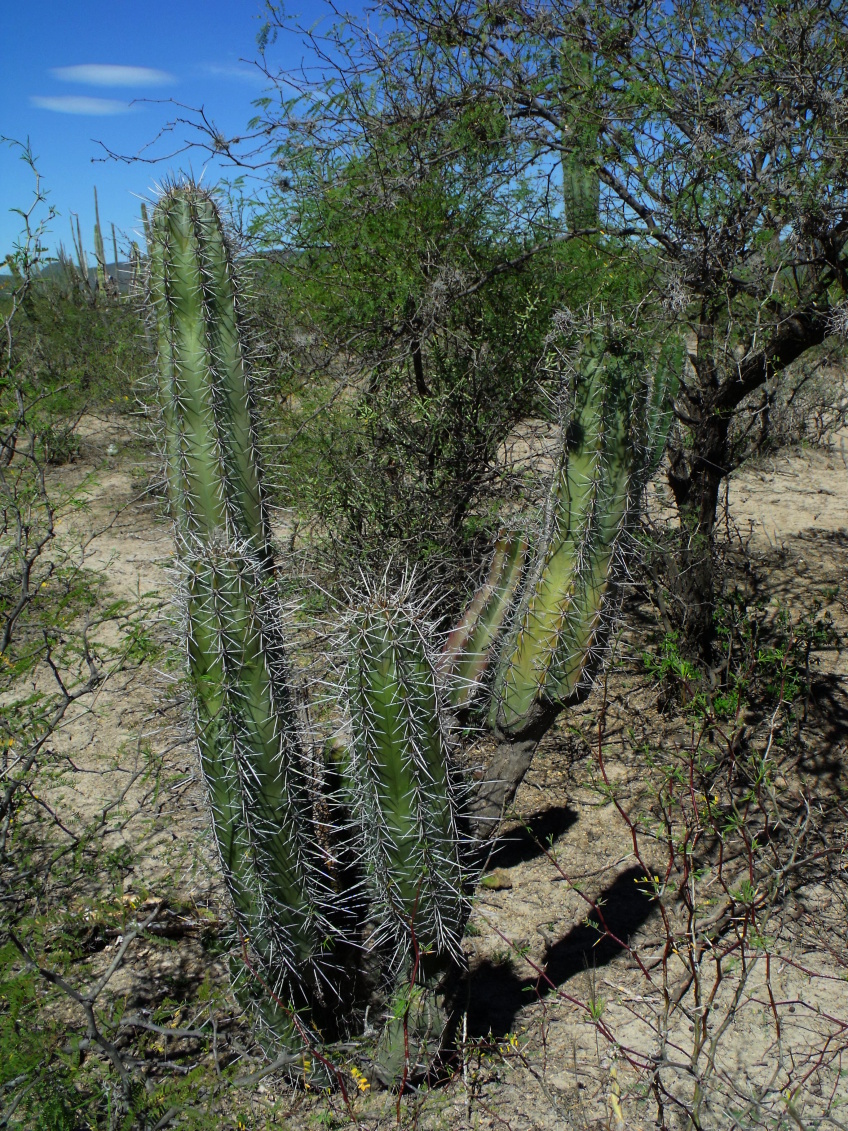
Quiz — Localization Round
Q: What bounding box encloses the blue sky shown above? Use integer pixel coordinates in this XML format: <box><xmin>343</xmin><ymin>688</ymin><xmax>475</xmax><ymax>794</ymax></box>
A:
<box><xmin>1</xmin><ymin>1</ymin><xmax>348</xmax><ymax>263</ymax></box>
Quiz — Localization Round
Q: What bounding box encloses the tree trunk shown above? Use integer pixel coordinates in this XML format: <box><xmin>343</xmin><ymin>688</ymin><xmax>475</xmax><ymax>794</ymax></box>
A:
<box><xmin>664</xmin><ymin>307</ymin><xmax>828</xmax><ymax>662</ymax></box>
<box><xmin>666</xmin><ymin>404</ymin><xmax>730</xmax><ymax>661</ymax></box>
<box><xmin>467</xmin><ymin>702</ymin><xmax>561</xmax><ymax>840</ymax></box>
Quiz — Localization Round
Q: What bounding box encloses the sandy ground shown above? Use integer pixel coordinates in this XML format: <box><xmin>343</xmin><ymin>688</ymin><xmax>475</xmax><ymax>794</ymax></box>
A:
<box><xmin>27</xmin><ymin>415</ymin><xmax>848</xmax><ymax>1129</ymax></box>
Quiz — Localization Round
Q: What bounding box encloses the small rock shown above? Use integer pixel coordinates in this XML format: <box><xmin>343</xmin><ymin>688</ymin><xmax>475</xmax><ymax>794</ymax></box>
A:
<box><xmin>107</xmin><ymin>443</ymin><xmax>118</xmax><ymax>456</ymax></box>
<box><xmin>480</xmin><ymin>868</ymin><xmax>513</xmax><ymax>891</ymax></box>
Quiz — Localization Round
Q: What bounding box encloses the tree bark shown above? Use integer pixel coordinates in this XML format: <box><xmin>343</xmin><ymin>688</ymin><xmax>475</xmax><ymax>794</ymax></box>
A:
<box><xmin>665</xmin><ymin>308</ymin><xmax>828</xmax><ymax>661</ymax></box>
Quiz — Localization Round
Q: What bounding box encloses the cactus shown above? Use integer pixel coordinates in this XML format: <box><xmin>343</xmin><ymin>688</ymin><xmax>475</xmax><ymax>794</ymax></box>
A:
<box><xmin>150</xmin><ymin>185</ymin><xmax>335</xmax><ymax>1060</ymax></box>
<box><xmin>111</xmin><ymin>222</ymin><xmax>119</xmax><ymax>283</ymax></box>
<box><xmin>344</xmin><ymin>582</ymin><xmax>466</xmax><ymax>960</ymax></box>
<box><xmin>93</xmin><ymin>187</ymin><xmax>108</xmax><ymax>293</ymax></box>
<box><xmin>463</xmin><ymin>332</ymin><xmax>676</xmax><ymax>831</ymax></box>
<box><xmin>641</xmin><ymin>337</ymin><xmax>682</xmax><ymax>479</ymax></box>
<box><xmin>148</xmin><ymin>181</ymin><xmax>677</xmax><ymax>1082</ymax></box>
<box><xmin>140</xmin><ymin>202</ymin><xmax>153</xmax><ymax>252</ymax></box>
<box><xmin>440</xmin><ymin>530</ymin><xmax>528</xmax><ymax>710</ymax></box>
<box><xmin>344</xmin><ymin>583</ymin><xmax>467</xmax><ymax>1080</ymax></box>
<box><xmin>149</xmin><ymin>187</ymin><xmax>271</xmax><ymax>556</ymax></box>
<box><xmin>490</xmin><ymin>335</ymin><xmax>635</xmax><ymax>735</ymax></box>
<box><xmin>561</xmin><ymin>47</ymin><xmax>601</xmax><ymax>233</ymax></box>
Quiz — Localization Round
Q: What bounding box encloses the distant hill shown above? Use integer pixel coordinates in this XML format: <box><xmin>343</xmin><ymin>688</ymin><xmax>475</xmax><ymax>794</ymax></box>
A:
<box><xmin>0</xmin><ymin>260</ymin><xmax>136</xmax><ymax>295</ymax></box>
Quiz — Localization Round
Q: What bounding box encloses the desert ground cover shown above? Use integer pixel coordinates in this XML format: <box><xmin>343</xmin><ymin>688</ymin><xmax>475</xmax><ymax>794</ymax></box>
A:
<box><xmin>6</xmin><ymin>404</ymin><xmax>847</xmax><ymax>1130</ymax></box>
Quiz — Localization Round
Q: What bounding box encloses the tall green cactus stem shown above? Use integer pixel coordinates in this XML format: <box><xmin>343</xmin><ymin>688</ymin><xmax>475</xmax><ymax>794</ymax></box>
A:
<box><xmin>185</xmin><ymin>544</ymin><xmax>324</xmax><ymax>969</ymax></box>
<box><xmin>93</xmin><ymin>187</ymin><xmax>107</xmax><ymax>293</ymax></box>
<box><xmin>71</xmin><ymin>215</ymin><xmax>94</xmax><ymax>304</ymax></box>
<box><xmin>149</xmin><ymin>186</ymin><xmax>271</xmax><ymax>560</ymax></box>
<box><xmin>345</xmin><ymin>585</ymin><xmax>466</xmax><ymax>962</ymax></box>
<box><xmin>150</xmin><ymin>185</ymin><xmax>329</xmax><ymax>1048</ymax></box>
<box><xmin>468</xmin><ymin>334</ymin><xmax>643</xmax><ymax>834</ymax></box>
<box><xmin>491</xmin><ymin>334</ymin><xmax>634</xmax><ymax>736</ymax></box>
<box><xmin>345</xmin><ymin>585</ymin><xmax>467</xmax><ymax>1080</ymax></box>
<box><xmin>440</xmin><ymin>531</ymin><xmax>528</xmax><ymax>710</ymax></box>
<box><xmin>561</xmin><ymin>47</ymin><xmax>601</xmax><ymax>233</ymax></box>
<box><xmin>641</xmin><ymin>337</ymin><xmax>682</xmax><ymax>479</ymax></box>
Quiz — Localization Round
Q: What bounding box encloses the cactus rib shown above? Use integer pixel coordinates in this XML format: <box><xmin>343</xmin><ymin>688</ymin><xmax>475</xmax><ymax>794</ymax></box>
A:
<box><xmin>441</xmin><ymin>530</ymin><xmax>528</xmax><ymax>710</ymax></box>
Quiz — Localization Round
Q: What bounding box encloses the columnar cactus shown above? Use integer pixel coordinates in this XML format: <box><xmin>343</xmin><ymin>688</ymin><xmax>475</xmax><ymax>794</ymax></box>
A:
<box><xmin>440</xmin><ymin>530</ymin><xmax>528</xmax><ymax>710</ymax></box>
<box><xmin>93</xmin><ymin>187</ymin><xmax>108</xmax><ymax>293</ymax></box>
<box><xmin>490</xmin><ymin>335</ymin><xmax>634</xmax><ymax>735</ymax></box>
<box><xmin>149</xmin><ymin>186</ymin><xmax>333</xmax><ymax>1054</ymax></box>
<box><xmin>345</xmin><ymin>586</ymin><xmax>465</xmax><ymax>962</ymax></box>
<box><xmin>561</xmin><ymin>48</ymin><xmax>601</xmax><ymax>233</ymax></box>
<box><xmin>148</xmin><ymin>182</ymin><xmax>677</xmax><ymax>1082</ymax></box>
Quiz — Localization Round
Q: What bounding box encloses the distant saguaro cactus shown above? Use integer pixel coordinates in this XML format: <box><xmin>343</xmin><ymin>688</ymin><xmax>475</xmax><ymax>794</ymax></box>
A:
<box><xmin>148</xmin><ymin>181</ymin><xmax>677</xmax><ymax>1083</ymax></box>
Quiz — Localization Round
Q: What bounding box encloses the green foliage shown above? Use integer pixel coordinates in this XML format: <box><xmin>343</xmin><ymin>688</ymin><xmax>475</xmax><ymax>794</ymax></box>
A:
<box><xmin>643</xmin><ymin>592</ymin><xmax>838</xmax><ymax>726</ymax></box>
<box><xmin>245</xmin><ymin>109</ymin><xmax>651</xmax><ymax>584</ymax></box>
<box><xmin>6</xmin><ymin>276</ymin><xmax>146</xmax><ymax>417</ymax></box>
<box><xmin>0</xmin><ymin>945</ymin><xmax>88</xmax><ymax>1130</ymax></box>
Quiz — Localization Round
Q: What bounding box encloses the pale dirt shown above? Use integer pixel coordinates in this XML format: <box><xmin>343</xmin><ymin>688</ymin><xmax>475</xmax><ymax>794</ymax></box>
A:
<box><xmin>33</xmin><ymin>416</ymin><xmax>848</xmax><ymax>1129</ymax></box>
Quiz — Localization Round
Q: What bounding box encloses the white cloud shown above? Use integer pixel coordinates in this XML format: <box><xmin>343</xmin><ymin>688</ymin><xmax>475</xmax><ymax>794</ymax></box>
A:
<box><xmin>51</xmin><ymin>64</ymin><xmax>174</xmax><ymax>87</ymax></box>
<box><xmin>197</xmin><ymin>62</ymin><xmax>265</xmax><ymax>87</ymax></box>
<box><xmin>30</xmin><ymin>95</ymin><xmax>133</xmax><ymax>116</ymax></box>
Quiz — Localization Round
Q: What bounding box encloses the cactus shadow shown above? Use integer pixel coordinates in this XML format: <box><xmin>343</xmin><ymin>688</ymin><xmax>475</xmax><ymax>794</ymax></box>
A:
<box><xmin>463</xmin><ymin>866</ymin><xmax>654</xmax><ymax>1040</ymax></box>
<box><xmin>482</xmin><ymin>806</ymin><xmax>578</xmax><ymax>870</ymax></box>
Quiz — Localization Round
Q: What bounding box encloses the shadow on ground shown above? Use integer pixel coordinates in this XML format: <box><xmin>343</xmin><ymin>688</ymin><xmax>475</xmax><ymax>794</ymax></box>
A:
<box><xmin>482</xmin><ymin>806</ymin><xmax>578</xmax><ymax>870</ymax></box>
<box><xmin>463</xmin><ymin>866</ymin><xmax>655</xmax><ymax>1039</ymax></box>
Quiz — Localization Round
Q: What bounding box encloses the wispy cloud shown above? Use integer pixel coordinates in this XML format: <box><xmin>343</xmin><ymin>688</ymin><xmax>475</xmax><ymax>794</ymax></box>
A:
<box><xmin>30</xmin><ymin>95</ymin><xmax>133</xmax><ymax>116</ymax></box>
<box><xmin>51</xmin><ymin>64</ymin><xmax>174</xmax><ymax>87</ymax></box>
<box><xmin>197</xmin><ymin>62</ymin><xmax>266</xmax><ymax>87</ymax></box>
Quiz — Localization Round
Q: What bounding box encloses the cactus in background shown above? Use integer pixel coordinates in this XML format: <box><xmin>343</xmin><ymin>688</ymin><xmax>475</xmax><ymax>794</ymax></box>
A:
<box><xmin>563</xmin><ymin>125</ymin><xmax>600</xmax><ymax>233</ymax></box>
<box><xmin>148</xmin><ymin>181</ymin><xmax>677</xmax><ymax>1082</ymax></box>
<box><xmin>561</xmin><ymin>46</ymin><xmax>601</xmax><ymax>233</ymax></box>
<box><xmin>490</xmin><ymin>335</ymin><xmax>634</xmax><ymax>735</ymax></box>
<box><xmin>93</xmin><ymin>187</ymin><xmax>108</xmax><ymax>293</ymax></box>
<box><xmin>457</xmin><ymin>333</ymin><xmax>676</xmax><ymax>832</ymax></box>
<box><xmin>140</xmin><ymin>202</ymin><xmax>152</xmax><ymax>253</ymax></box>
<box><xmin>640</xmin><ymin>337</ymin><xmax>682</xmax><ymax>479</ymax></box>
<box><xmin>70</xmin><ymin>215</ymin><xmax>94</xmax><ymax>303</ymax></box>
<box><xmin>111</xmin><ymin>221</ymin><xmax>119</xmax><ymax>282</ymax></box>
<box><xmin>63</xmin><ymin>194</ymin><xmax>124</xmax><ymax>303</ymax></box>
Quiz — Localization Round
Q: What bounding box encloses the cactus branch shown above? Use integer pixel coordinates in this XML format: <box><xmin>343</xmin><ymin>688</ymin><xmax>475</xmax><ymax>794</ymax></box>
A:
<box><xmin>440</xmin><ymin>530</ymin><xmax>528</xmax><ymax>710</ymax></box>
